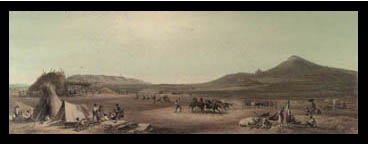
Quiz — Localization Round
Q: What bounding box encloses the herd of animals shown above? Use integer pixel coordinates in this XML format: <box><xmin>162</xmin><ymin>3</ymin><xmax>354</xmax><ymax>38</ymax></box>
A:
<box><xmin>135</xmin><ymin>94</ymin><xmax>172</xmax><ymax>103</ymax></box>
<box><xmin>135</xmin><ymin>93</ymin><xmax>233</xmax><ymax>113</ymax></box>
<box><xmin>134</xmin><ymin>92</ymin><xmax>355</xmax><ymax>116</ymax></box>
<box><xmin>188</xmin><ymin>98</ymin><xmax>233</xmax><ymax>113</ymax></box>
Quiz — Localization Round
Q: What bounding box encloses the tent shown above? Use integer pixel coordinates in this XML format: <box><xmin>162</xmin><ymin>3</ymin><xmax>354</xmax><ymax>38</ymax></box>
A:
<box><xmin>31</xmin><ymin>82</ymin><xmax>91</xmax><ymax>122</ymax></box>
<box><xmin>54</xmin><ymin>100</ymin><xmax>89</xmax><ymax>122</ymax></box>
<box><xmin>32</xmin><ymin>83</ymin><xmax>62</xmax><ymax>121</ymax></box>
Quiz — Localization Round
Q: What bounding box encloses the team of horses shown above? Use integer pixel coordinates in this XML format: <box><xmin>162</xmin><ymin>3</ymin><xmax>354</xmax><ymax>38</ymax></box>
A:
<box><xmin>189</xmin><ymin>97</ymin><xmax>233</xmax><ymax>113</ymax></box>
<box><xmin>136</xmin><ymin>93</ymin><xmax>234</xmax><ymax>113</ymax></box>
<box><xmin>135</xmin><ymin>94</ymin><xmax>172</xmax><ymax>103</ymax></box>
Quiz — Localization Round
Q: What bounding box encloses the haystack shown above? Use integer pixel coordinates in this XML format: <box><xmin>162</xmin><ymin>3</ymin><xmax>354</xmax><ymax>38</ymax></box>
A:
<box><xmin>28</xmin><ymin>72</ymin><xmax>67</xmax><ymax>96</ymax></box>
<box><xmin>97</xmin><ymin>87</ymin><xmax>117</xmax><ymax>94</ymax></box>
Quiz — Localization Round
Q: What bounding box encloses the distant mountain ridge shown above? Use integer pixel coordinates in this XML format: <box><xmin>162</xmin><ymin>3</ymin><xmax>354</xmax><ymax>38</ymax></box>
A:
<box><xmin>198</xmin><ymin>72</ymin><xmax>262</xmax><ymax>88</ymax></box>
<box><xmin>200</xmin><ymin>55</ymin><xmax>357</xmax><ymax>92</ymax></box>
<box><xmin>66</xmin><ymin>74</ymin><xmax>150</xmax><ymax>85</ymax></box>
<box><xmin>261</xmin><ymin>55</ymin><xmax>357</xmax><ymax>79</ymax></box>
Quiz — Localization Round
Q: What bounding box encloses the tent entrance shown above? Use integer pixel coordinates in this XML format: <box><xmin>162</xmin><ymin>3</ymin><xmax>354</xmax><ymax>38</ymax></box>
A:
<box><xmin>55</xmin><ymin>100</ymin><xmax>87</xmax><ymax>122</ymax></box>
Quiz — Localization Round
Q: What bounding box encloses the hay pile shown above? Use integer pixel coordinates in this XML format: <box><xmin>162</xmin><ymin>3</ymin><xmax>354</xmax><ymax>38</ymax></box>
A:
<box><xmin>28</xmin><ymin>72</ymin><xmax>66</xmax><ymax>96</ymax></box>
<box><xmin>97</xmin><ymin>87</ymin><xmax>117</xmax><ymax>94</ymax></box>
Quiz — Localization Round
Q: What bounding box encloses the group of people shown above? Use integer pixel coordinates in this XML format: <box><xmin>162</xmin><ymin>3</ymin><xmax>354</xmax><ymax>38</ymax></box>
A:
<box><xmin>92</xmin><ymin>103</ymin><xmax>124</xmax><ymax>124</ymax></box>
<box><xmin>278</xmin><ymin>100</ymin><xmax>292</xmax><ymax>127</ymax></box>
<box><xmin>277</xmin><ymin>100</ymin><xmax>317</xmax><ymax>128</ymax></box>
<box><xmin>11</xmin><ymin>105</ymin><xmax>33</xmax><ymax>122</ymax></box>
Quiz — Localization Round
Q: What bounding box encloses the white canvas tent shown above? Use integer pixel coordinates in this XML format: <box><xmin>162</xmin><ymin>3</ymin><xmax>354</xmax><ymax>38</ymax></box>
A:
<box><xmin>54</xmin><ymin>100</ymin><xmax>89</xmax><ymax>122</ymax></box>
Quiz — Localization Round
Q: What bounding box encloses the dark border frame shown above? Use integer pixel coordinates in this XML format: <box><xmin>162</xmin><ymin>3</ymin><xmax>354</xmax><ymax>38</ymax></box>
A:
<box><xmin>3</xmin><ymin>1</ymin><xmax>367</xmax><ymax>143</ymax></box>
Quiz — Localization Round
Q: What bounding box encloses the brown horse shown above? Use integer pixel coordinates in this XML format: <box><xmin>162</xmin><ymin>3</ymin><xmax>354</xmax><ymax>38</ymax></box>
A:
<box><xmin>189</xmin><ymin>100</ymin><xmax>205</xmax><ymax>112</ymax></box>
<box><xmin>204</xmin><ymin>100</ymin><xmax>223</xmax><ymax>113</ymax></box>
<box><xmin>223</xmin><ymin>102</ymin><xmax>233</xmax><ymax>110</ymax></box>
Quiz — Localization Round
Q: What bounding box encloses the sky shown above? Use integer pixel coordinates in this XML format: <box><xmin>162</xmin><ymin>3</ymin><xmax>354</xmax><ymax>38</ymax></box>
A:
<box><xmin>9</xmin><ymin>11</ymin><xmax>358</xmax><ymax>85</ymax></box>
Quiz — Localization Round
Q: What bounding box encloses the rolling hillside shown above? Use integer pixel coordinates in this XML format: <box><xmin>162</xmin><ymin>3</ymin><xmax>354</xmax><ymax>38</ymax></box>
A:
<box><xmin>197</xmin><ymin>72</ymin><xmax>262</xmax><ymax>88</ymax></box>
<box><xmin>66</xmin><ymin>74</ymin><xmax>150</xmax><ymax>86</ymax></box>
<box><xmin>190</xmin><ymin>55</ymin><xmax>357</xmax><ymax>97</ymax></box>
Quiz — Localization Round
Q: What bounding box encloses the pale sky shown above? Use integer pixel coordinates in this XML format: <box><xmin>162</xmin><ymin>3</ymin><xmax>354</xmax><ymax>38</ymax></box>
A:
<box><xmin>9</xmin><ymin>11</ymin><xmax>358</xmax><ymax>85</ymax></box>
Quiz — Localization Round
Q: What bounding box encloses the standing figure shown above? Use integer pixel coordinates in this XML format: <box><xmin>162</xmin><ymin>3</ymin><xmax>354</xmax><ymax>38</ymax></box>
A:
<box><xmin>97</xmin><ymin>105</ymin><xmax>104</xmax><ymax>122</ymax></box>
<box><xmin>92</xmin><ymin>104</ymin><xmax>99</xmax><ymax>122</ymax></box>
<box><xmin>279</xmin><ymin>106</ymin><xmax>285</xmax><ymax>128</ymax></box>
<box><xmin>311</xmin><ymin>100</ymin><xmax>316</xmax><ymax>110</ymax></box>
<box><xmin>285</xmin><ymin>100</ymin><xmax>291</xmax><ymax>125</ymax></box>
<box><xmin>114</xmin><ymin>104</ymin><xmax>124</xmax><ymax>120</ymax></box>
<box><xmin>14</xmin><ymin>105</ymin><xmax>20</xmax><ymax>118</ymax></box>
<box><xmin>175</xmin><ymin>99</ymin><xmax>182</xmax><ymax>113</ymax></box>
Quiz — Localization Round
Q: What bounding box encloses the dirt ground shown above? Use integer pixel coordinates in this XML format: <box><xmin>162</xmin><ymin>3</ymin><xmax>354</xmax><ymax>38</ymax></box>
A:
<box><xmin>9</xmin><ymin>94</ymin><xmax>358</xmax><ymax>134</ymax></box>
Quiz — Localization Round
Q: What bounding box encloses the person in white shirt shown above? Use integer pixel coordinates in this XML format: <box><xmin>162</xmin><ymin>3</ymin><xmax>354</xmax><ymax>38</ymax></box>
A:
<box><xmin>174</xmin><ymin>99</ymin><xmax>182</xmax><ymax>113</ymax></box>
<box><xmin>92</xmin><ymin>104</ymin><xmax>99</xmax><ymax>122</ymax></box>
<box><xmin>44</xmin><ymin>115</ymin><xmax>50</xmax><ymax>121</ymax></box>
<box><xmin>102</xmin><ymin>114</ymin><xmax>109</xmax><ymax>121</ymax></box>
<box><xmin>14</xmin><ymin>105</ymin><xmax>20</xmax><ymax>118</ymax></box>
<box><xmin>22</xmin><ymin>110</ymin><xmax>32</xmax><ymax>121</ymax></box>
<box><xmin>109</xmin><ymin>112</ymin><xmax>115</xmax><ymax>120</ymax></box>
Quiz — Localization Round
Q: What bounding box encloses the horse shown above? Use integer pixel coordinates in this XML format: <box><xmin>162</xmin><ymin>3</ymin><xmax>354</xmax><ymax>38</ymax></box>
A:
<box><xmin>204</xmin><ymin>100</ymin><xmax>223</xmax><ymax>113</ymax></box>
<box><xmin>189</xmin><ymin>100</ymin><xmax>205</xmax><ymax>112</ymax></box>
<box><xmin>163</xmin><ymin>95</ymin><xmax>171</xmax><ymax>103</ymax></box>
<box><xmin>223</xmin><ymin>102</ymin><xmax>233</xmax><ymax>110</ymax></box>
<box><xmin>156</xmin><ymin>97</ymin><xmax>163</xmax><ymax>103</ymax></box>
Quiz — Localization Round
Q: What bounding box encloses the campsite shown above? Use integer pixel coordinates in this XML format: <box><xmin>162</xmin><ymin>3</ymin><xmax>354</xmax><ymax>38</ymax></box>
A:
<box><xmin>9</xmin><ymin>11</ymin><xmax>358</xmax><ymax>134</ymax></box>
<box><xmin>10</xmin><ymin>93</ymin><xmax>358</xmax><ymax>134</ymax></box>
<box><xmin>9</xmin><ymin>56</ymin><xmax>358</xmax><ymax>134</ymax></box>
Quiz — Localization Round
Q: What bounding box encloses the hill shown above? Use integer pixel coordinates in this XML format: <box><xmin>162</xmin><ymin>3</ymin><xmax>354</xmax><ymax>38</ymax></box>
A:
<box><xmin>190</xmin><ymin>55</ymin><xmax>357</xmax><ymax>97</ymax></box>
<box><xmin>261</xmin><ymin>55</ymin><xmax>357</xmax><ymax>81</ymax></box>
<box><xmin>198</xmin><ymin>72</ymin><xmax>262</xmax><ymax>88</ymax></box>
<box><xmin>66</xmin><ymin>74</ymin><xmax>150</xmax><ymax>86</ymax></box>
<box><xmin>258</xmin><ymin>56</ymin><xmax>358</xmax><ymax>91</ymax></box>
